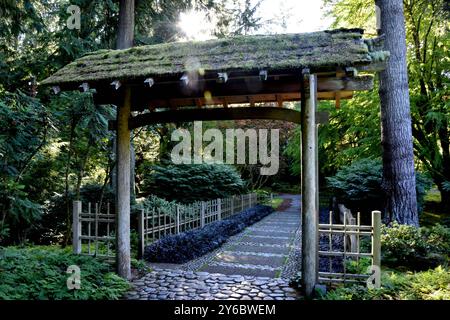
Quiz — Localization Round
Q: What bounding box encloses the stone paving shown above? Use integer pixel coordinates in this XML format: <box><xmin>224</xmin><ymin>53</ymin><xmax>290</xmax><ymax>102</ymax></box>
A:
<box><xmin>125</xmin><ymin>195</ymin><xmax>302</xmax><ymax>300</ymax></box>
<box><xmin>126</xmin><ymin>270</ymin><xmax>299</xmax><ymax>300</ymax></box>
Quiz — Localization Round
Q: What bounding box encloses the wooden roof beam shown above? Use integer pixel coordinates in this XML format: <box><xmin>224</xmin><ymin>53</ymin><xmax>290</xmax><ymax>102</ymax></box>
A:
<box><xmin>128</xmin><ymin>107</ymin><xmax>302</xmax><ymax>129</ymax></box>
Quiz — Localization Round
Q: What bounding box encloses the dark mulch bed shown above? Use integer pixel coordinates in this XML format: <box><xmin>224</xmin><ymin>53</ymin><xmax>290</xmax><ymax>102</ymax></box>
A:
<box><xmin>319</xmin><ymin>208</ymin><xmax>345</xmax><ymax>273</ymax></box>
<box><xmin>144</xmin><ymin>205</ymin><xmax>274</xmax><ymax>264</ymax></box>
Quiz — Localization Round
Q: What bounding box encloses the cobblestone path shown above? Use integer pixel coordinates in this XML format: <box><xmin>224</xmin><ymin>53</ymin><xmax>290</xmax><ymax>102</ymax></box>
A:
<box><xmin>125</xmin><ymin>195</ymin><xmax>302</xmax><ymax>300</ymax></box>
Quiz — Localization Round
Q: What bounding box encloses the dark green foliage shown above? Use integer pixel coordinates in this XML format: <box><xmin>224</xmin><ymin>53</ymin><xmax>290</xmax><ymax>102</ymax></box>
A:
<box><xmin>326</xmin><ymin>159</ymin><xmax>432</xmax><ymax>214</ymax></box>
<box><xmin>0</xmin><ymin>91</ymin><xmax>52</xmax><ymax>243</ymax></box>
<box><xmin>326</xmin><ymin>159</ymin><xmax>383</xmax><ymax>212</ymax></box>
<box><xmin>0</xmin><ymin>246</ymin><xmax>130</xmax><ymax>300</ymax></box>
<box><xmin>381</xmin><ymin>223</ymin><xmax>450</xmax><ymax>270</ymax></box>
<box><xmin>143</xmin><ymin>164</ymin><xmax>245</xmax><ymax>203</ymax></box>
<box><xmin>144</xmin><ymin>205</ymin><xmax>273</xmax><ymax>263</ymax></box>
<box><xmin>325</xmin><ymin>0</ymin><xmax>450</xmax><ymax>212</ymax></box>
<box><xmin>133</xmin><ymin>195</ymin><xmax>178</xmax><ymax>217</ymax></box>
<box><xmin>34</xmin><ymin>184</ymin><xmax>115</xmax><ymax>244</ymax></box>
<box><xmin>424</xmin><ymin>224</ymin><xmax>450</xmax><ymax>255</ymax></box>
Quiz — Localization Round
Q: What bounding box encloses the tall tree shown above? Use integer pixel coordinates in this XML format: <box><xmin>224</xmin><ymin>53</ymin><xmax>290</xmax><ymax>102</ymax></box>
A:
<box><xmin>375</xmin><ymin>0</ymin><xmax>418</xmax><ymax>225</ymax></box>
<box><xmin>325</xmin><ymin>0</ymin><xmax>450</xmax><ymax>213</ymax></box>
<box><xmin>117</xmin><ymin>0</ymin><xmax>135</xmax><ymax>49</ymax></box>
<box><xmin>403</xmin><ymin>0</ymin><xmax>450</xmax><ymax>211</ymax></box>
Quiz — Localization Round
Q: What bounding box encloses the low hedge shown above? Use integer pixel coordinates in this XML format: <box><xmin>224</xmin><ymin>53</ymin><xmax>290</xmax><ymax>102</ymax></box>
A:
<box><xmin>144</xmin><ymin>205</ymin><xmax>274</xmax><ymax>263</ymax></box>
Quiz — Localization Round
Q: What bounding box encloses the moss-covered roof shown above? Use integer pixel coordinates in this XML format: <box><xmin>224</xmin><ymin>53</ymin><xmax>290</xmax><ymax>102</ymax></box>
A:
<box><xmin>41</xmin><ymin>28</ymin><xmax>387</xmax><ymax>86</ymax></box>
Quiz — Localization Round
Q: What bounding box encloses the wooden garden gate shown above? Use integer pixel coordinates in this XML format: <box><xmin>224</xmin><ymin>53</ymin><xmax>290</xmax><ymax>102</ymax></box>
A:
<box><xmin>318</xmin><ymin>210</ymin><xmax>381</xmax><ymax>285</ymax></box>
<box><xmin>72</xmin><ymin>201</ymin><xmax>116</xmax><ymax>262</ymax></box>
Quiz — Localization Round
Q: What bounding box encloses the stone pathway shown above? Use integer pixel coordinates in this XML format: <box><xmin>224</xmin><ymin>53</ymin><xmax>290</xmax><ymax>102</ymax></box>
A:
<box><xmin>125</xmin><ymin>195</ymin><xmax>302</xmax><ymax>300</ymax></box>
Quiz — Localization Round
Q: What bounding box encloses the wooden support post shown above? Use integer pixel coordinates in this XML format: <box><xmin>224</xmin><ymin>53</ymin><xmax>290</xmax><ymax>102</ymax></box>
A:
<box><xmin>116</xmin><ymin>86</ymin><xmax>131</xmax><ymax>279</ymax></box>
<box><xmin>73</xmin><ymin>201</ymin><xmax>82</xmax><ymax>254</ymax></box>
<box><xmin>138</xmin><ymin>209</ymin><xmax>145</xmax><ymax>259</ymax></box>
<box><xmin>301</xmin><ymin>73</ymin><xmax>318</xmax><ymax>298</ymax></box>
<box><xmin>372</xmin><ymin>211</ymin><xmax>382</xmax><ymax>268</ymax></box>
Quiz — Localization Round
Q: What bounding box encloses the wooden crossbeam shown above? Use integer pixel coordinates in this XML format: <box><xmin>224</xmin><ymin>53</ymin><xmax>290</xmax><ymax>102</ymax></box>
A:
<box><xmin>108</xmin><ymin>107</ymin><xmax>330</xmax><ymax>130</ymax></box>
<box><xmin>91</xmin><ymin>75</ymin><xmax>372</xmax><ymax>110</ymax></box>
<box><xmin>127</xmin><ymin>107</ymin><xmax>301</xmax><ymax>129</ymax></box>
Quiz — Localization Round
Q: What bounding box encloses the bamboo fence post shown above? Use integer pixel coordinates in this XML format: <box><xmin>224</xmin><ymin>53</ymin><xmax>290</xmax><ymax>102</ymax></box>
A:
<box><xmin>350</xmin><ymin>217</ymin><xmax>357</xmax><ymax>253</ymax></box>
<box><xmin>88</xmin><ymin>202</ymin><xmax>91</xmax><ymax>255</ymax></box>
<box><xmin>176</xmin><ymin>205</ymin><xmax>180</xmax><ymax>234</ymax></box>
<box><xmin>231</xmin><ymin>196</ymin><xmax>235</xmax><ymax>216</ymax></box>
<box><xmin>217</xmin><ymin>199</ymin><xmax>222</xmax><ymax>221</ymax></box>
<box><xmin>72</xmin><ymin>201</ymin><xmax>82</xmax><ymax>254</ymax></box>
<box><xmin>138</xmin><ymin>209</ymin><xmax>145</xmax><ymax>259</ymax></box>
<box><xmin>372</xmin><ymin>211</ymin><xmax>382</xmax><ymax>268</ymax></box>
<box><xmin>200</xmin><ymin>202</ymin><xmax>206</xmax><ymax>228</ymax></box>
<box><xmin>95</xmin><ymin>203</ymin><xmax>99</xmax><ymax>255</ymax></box>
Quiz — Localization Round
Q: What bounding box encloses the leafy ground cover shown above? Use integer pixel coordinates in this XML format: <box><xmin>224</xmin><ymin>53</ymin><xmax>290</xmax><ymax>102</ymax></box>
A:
<box><xmin>0</xmin><ymin>246</ymin><xmax>130</xmax><ymax>300</ymax></box>
<box><xmin>321</xmin><ymin>267</ymin><xmax>450</xmax><ymax>300</ymax></box>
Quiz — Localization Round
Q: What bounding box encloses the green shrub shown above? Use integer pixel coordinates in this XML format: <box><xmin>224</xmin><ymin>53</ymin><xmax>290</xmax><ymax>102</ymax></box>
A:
<box><xmin>134</xmin><ymin>195</ymin><xmax>178</xmax><ymax>217</ymax></box>
<box><xmin>381</xmin><ymin>223</ymin><xmax>428</xmax><ymax>265</ymax></box>
<box><xmin>142</xmin><ymin>164</ymin><xmax>245</xmax><ymax>203</ymax></box>
<box><xmin>381</xmin><ymin>223</ymin><xmax>449</xmax><ymax>269</ymax></box>
<box><xmin>345</xmin><ymin>257</ymin><xmax>372</xmax><ymax>274</ymax></box>
<box><xmin>326</xmin><ymin>159</ymin><xmax>432</xmax><ymax>213</ymax></box>
<box><xmin>423</xmin><ymin>224</ymin><xmax>450</xmax><ymax>255</ymax></box>
<box><xmin>30</xmin><ymin>184</ymin><xmax>115</xmax><ymax>244</ymax></box>
<box><xmin>0</xmin><ymin>246</ymin><xmax>130</xmax><ymax>300</ymax></box>
<box><xmin>322</xmin><ymin>267</ymin><xmax>450</xmax><ymax>300</ymax></box>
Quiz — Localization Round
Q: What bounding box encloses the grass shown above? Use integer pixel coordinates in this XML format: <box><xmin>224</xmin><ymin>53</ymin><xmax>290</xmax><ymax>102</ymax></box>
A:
<box><xmin>420</xmin><ymin>188</ymin><xmax>450</xmax><ymax>227</ymax></box>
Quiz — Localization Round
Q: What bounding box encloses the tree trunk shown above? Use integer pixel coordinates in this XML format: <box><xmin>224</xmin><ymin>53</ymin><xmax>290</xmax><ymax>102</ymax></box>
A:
<box><xmin>116</xmin><ymin>0</ymin><xmax>135</xmax><ymax>49</ymax></box>
<box><xmin>438</xmin><ymin>118</ymin><xmax>450</xmax><ymax>211</ymax></box>
<box><xmin>63</xmin><ymin>118</ymin><xmax>78</xmax><ymax>247</ymax></box>
<box><xmin>375</xmin><ymin>0</ymin><xmax>418</xmax><ymax>226</ymax></box>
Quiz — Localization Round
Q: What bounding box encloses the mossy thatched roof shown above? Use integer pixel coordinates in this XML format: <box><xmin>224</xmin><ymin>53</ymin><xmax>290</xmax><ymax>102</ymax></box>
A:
<box><xmin>41</xmin><ymin>29</ymin><xmax>387</xmax><ymax>86</ymax></box>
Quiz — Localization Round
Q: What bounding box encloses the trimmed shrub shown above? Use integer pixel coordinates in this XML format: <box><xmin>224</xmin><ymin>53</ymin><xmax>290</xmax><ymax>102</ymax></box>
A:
<box><xmin>144</xmin><ymin>205</ymin><xmax>274</xmax><ymax>263</ymax></box>
<box><xmin>142</xmin><ymin>164</ymin><xmax>245</xmax><ymax>203</ymax></box>
<box><xmin>0</xmin><ymin>246</ymin><xmax>130</xmax><ymax>300</ymax></box>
